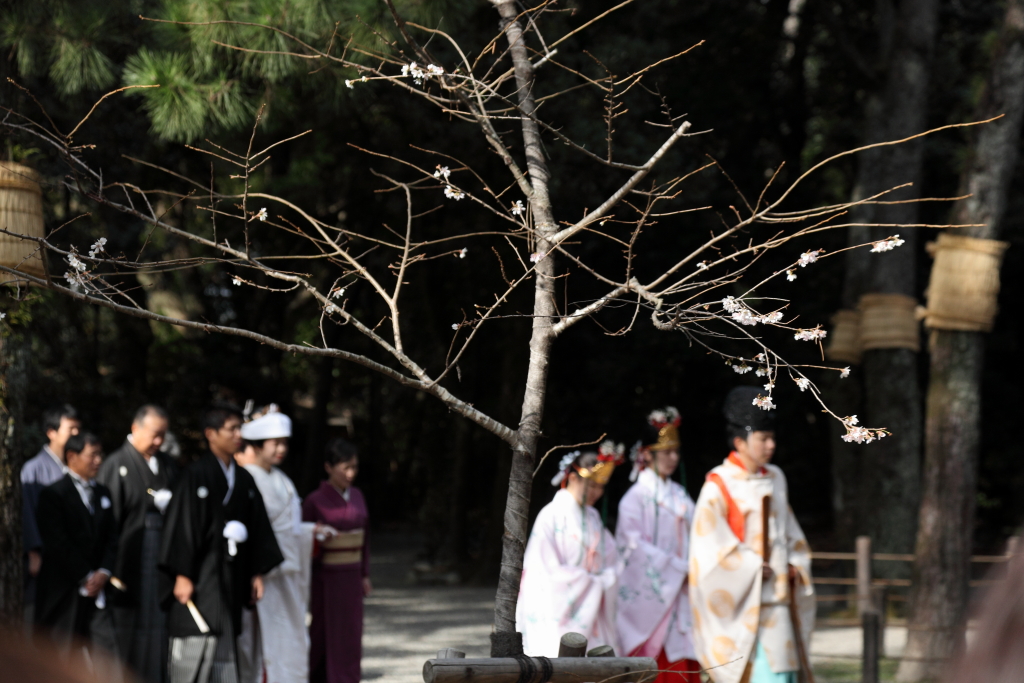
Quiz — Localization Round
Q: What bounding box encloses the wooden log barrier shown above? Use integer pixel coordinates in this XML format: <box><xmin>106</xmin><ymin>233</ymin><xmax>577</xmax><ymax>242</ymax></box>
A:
<box><xmin>558</xmin><ymin>633</ymin><xmax>588</xmax><ymax>658</ymax></box>
<box><xmin>422</xmin><ymin>656</ymin><xmax>659</xmax><ymax>683</ymax></box>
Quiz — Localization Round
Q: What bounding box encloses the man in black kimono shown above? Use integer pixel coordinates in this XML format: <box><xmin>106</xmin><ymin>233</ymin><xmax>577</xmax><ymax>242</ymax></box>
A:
<box><xmin>159</xmin><ymin>404</ymin><xmax>282</xmax><ymax>683</ymax></box>
<box><xmin>98</xmin><ymin>404</ymin><xmax>179</xmax><ymax>682</ymax></box>
<box><xmin>35</xmin><ymin>432</ymin><xmax>119</xmax><ymax>662</ymax></box>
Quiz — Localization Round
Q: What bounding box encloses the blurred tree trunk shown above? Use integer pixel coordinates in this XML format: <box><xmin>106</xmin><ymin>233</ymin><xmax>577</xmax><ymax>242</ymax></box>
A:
<box><xmin>898</xmin><ymin>2</ymin><xmax>1024</xmax><ymax>679</ymax></box>
<box><xmin>833</xmin><ymin>0</ymin><xmax>938</xmax><ymax>562</ymax></box>
<box><xmin>0</xmin><ymin>325</ymin><xmax>28</xmax><ymax>627</ymax></box>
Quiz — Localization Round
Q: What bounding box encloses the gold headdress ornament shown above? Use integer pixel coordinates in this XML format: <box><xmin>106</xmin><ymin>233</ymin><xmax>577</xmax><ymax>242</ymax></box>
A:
<box><xmin>575</xmin><ymin>441</ymin><xmax>626</xmax><ymax>486</ymax></box>
<box><xmin>645</xmin><ymin>407</ymin><xmax>681</xmax><ymax>452</ymax></box>
<box><xmin>551</xmin><ymin>442</ymin><xmax>625</xmax><ymax>487</ymax></box>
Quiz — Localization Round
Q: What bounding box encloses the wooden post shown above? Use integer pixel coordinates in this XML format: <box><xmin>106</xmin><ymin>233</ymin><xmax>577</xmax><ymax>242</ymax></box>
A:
<box><xmin>862</xmin><ymin>611</ymin><xmax>880</xmax><ymax>683</ymax></box>
<box><xmin>558</xmin><ymin>632</ymin><xmax>588</xmax><ymax>658</ymax></box>
<box><xmin>422</xmin><ymin>656</ymin><xmax>659</xmax><ymax>683</ymax></box>
<box><xmin>856</xmin><ymin>536</ymin><xmax>872</xmax><ymax>617</ymax></box>
<box><xmin>587</xmin><ymin>645</ymin><xmax>615</xmax><ymax>657</ymax></box>
<box><xmin>437</xmin><ymin>649</ymin><xmax>466</xmax><ymax>660</ymax></box>
<box><xmin>1007</xmin><ymin>536</ymin><xmax>1019</xmax><ymax>558</ymax></box>
<box><xmin>871</xmin><ymin>585</ymin><xmax>887</xmax><ymax>659</ymax></box>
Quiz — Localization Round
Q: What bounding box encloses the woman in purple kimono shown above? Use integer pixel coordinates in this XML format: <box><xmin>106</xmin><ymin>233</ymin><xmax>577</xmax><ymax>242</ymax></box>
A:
<box><xmin>302</xmin><ymin>438</ymin><xmax>371</xmax><ymax>683</ymax></box>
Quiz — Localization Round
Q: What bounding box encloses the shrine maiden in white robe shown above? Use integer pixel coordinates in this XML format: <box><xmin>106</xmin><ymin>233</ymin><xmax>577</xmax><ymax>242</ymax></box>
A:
<box><xmin>616</xmin><ymin>467</ymin><xmax>696</xmax><ymax>660</ymax></box>
<box><xmin>688</xmin><ymin>456</ymin><xmax>814</xmax><ymax>683</ymax></box>
<box><xmin>240</xmin><ymin>465</ymin><xmax>316</xmax><ymax>683</ymax></box>
<box><xmin>516</xmin><ymin>488</ymin><xmax>622</xmax><ymax>656</ymax></box>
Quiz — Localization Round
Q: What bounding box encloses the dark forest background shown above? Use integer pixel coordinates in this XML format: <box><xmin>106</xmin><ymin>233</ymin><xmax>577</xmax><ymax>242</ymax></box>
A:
<box><xmin>2</xmin><ymin>0</ymin><xmax>1022</xmax><ymax>585</ymax></box>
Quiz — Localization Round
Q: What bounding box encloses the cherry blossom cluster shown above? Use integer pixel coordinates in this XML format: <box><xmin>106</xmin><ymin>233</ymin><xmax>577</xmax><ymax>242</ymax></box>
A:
<box><xmin>752</xmin><ymin>394</ymin><xmax>776</xmax><ymax>410</ymax></box>
<box><xmin>511</xmin><ymin>200</ymin><xmax>525</xmax><ymax>216</ymax></box>
<box><xmin>434</xmin><ymin>165</ymin><xmax>465</xmax><ymax>200</ymax></box>
<box><xmin>793</xmin><ymin>326</ymin><xmax>827</xmax><ymax>342</ymax></box>
<box><xmin>797</xmin><ymin>249</ymin><xmax>822</xmax><ymax>267</ymax></box>
<box><xmin>401</xmin><ymin>62</ymin><xmax>444</xmax><ymax>85</ymax></box>
<box><xmin>88</xmin><ymin>237</ymin><xmax>107</xmax><ymax>258</ymax></box>
<box><xmin>870</xmin><ymin>234</ymin><xmax>905</xmax><ymax>252</ymax></box>
<box><xmin>840</xmin><ymin>415</ymin><xmax>889</xmax><ymax>444</ymax></box>
<box><xmin>721</xmin><ymin>296</ymin><xmax>784</xmax><ymax>327</ymax></box>
<box><xmin>64</xmin><ymin>249</ymin><xmax>89</xmax><ymax>290</ymax></box>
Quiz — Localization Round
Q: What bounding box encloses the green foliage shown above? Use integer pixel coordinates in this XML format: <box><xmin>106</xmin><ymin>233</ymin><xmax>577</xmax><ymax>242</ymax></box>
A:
<box><xmin>2</xmin><ymin>2</ymin><xmax>121</xmax><ymax>95</ymax></box>
<box><xmin>122</xmin><ymin>0</ymin><xmax>473</xmax><ymax>141</ymax></box>
<box><xmin>124</xmin><ymin>48</ymin><xmax>252</xmax><ymax>141</ymax></box>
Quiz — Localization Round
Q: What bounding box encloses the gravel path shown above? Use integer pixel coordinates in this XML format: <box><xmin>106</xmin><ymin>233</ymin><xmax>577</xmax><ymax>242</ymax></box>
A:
<box><xmin>362</xmin><ymin>533</ymin><xmax>904</xmax><ymax>683</ymax></box>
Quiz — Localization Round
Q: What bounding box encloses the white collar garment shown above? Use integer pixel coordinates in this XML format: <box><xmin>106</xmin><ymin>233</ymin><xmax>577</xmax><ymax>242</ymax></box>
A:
<box><xmin>68</xmin><ymin>470</ymin><xmax>95</xmax><ymax>513</ymax></box>
<box><xmin>43</xmin><ymin>445</ymin><xmax>68</xmax><ymax>473</ymax></box>
<box><xmin>217</xmin><ymin>457</ymin><xmax>236</xmax><ymax>504</ymax></box>
<box><xmin>127</xmin><ymin>435</ymin><xmax>160</xmax><ymax>475</ymax></box>
<box><xmin>331</xmin><ymin>484</ymin><xmax>351</xmax><ymax>502</ymax></box>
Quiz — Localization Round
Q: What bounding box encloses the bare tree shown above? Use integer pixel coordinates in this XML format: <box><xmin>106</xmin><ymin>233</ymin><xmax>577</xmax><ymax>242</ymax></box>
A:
<box><xmin>1</xmin><ymin>0</ymin><xmax>973</xmax><ymax>643</ymax></box>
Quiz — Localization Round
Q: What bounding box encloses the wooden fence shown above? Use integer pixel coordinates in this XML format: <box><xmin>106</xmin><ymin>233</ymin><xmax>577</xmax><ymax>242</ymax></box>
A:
<box><xmin>809</xmin><ymin>536</ymin><xmax>1018</xmax><ymax>627</ymax></box>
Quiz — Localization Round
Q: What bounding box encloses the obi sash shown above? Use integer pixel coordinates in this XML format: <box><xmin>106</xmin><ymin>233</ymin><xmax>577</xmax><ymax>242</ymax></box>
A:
<box><xmin>322</xmin><ymin>529</ymin><xmax>364</xmax><ymax>565</ymax></box>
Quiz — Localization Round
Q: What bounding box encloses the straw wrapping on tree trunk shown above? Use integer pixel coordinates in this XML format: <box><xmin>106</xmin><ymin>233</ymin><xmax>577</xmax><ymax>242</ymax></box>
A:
<box><xmin>0</xmin><ymin>162</ymin><xmax>47</xmax><ymax>282</ymax></box>
<box><xmin>826</xmin><ymin>309</ymin><xmax>862</xmax><ymax>364</ymax></box>
<box><xmin>858</xmin><ymin>293</ymin><xmax>920</xmax><ymax>352</ymax></box>
<box><xmin>923</xmin><ymin>234</ymin><xmax>1009</xmax><ymax>332</ymax></box>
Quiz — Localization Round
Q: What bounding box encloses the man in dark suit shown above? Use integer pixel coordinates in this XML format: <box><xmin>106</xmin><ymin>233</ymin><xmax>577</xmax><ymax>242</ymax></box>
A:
<box><xmin>98</xmin><ymin>404</ymin><xmax>179</xmax><ymax>682</ymax></box>
<box><xmin>35</xmin><ymin>432</ymin><xmax>119</xmax><ymax>663</ymax></box>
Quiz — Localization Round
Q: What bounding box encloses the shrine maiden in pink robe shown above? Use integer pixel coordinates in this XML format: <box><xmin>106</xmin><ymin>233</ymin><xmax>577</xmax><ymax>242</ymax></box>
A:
<box><xmin>616</xmin><ymin>406</ymin><xmax>700</xmax><ymax>683</ymax></box>
<box><xmin>516</xmin><ymin>448</ymin><xmax>625</xmax><ymax>657</ymax></box>
<box><xmin>616</xmin><ymin>467</ymin><xmax>696</xmax><ymax>662</ymax></box>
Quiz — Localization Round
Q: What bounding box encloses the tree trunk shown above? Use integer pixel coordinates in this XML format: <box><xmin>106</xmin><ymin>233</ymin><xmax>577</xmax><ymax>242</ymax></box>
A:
<box><xmin>0</xmin><ymin>327</ymin><xmax>28</xmax><ymax>627</ymax></box>
<box><xmin>833</xmin><ymin>0</ymin><xmax>938</xmax><ymax>566</ymax></box>
<box><xmin>898</xmin><ymin>2</ymin><xmax>1024</xmax><ymax>679</ymax></box>
<box><xmin>490</xmin><ymin>0</ymin><xmax>560</xmax><ymax>653</ymax></box>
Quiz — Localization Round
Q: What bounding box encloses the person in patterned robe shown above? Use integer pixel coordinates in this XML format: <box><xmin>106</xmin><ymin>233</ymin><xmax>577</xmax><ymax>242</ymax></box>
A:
<box><xmin>616</xmin><ymin>407</ymin><xmax>700</xmax><ymax>683</ymax></box>
<box><xmin>689</xmin><ymin>387</ymin><xmax>814</xmax><ymax>683</ymax></box>
<box><xmin>516</xmin><ymin>444</ymin><xmax>625</xmax><ymax>657</ymax></box>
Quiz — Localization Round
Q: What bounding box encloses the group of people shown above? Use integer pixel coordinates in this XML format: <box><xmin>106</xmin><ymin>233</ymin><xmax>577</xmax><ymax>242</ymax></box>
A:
<box><xmin>516</xmin><ymin>386</ymin><xmax>816</xmax><ymax>683</ymax></box>
<box><xmin>21</xmin><ymin>402</ymin><xmax>370</xmax><ymax>683</ymax></box>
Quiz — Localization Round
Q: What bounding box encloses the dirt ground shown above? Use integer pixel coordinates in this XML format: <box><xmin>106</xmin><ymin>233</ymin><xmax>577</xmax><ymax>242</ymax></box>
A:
<box><xmin>362</xmin><ymin>532</ymin><xmax>908</xmax><ymax>683</ymax></box>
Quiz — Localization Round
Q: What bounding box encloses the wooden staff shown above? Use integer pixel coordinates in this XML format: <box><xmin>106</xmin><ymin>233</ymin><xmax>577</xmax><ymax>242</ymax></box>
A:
<box><xmin>761</xmin><ymin>496</ymin><xmax>771</xmax><ymax>563</ymax></box>
<box><xmin>789</xmin><ymin>574</ymin><xmax>816</xmax><ymax>683</ymax></box>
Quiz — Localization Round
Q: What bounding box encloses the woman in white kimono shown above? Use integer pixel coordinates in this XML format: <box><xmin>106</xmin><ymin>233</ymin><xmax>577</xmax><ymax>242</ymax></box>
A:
<box><xmin>235</xmin><ymin>406</ymin><xmax>318</xmax><ymax>683</ymax></box>
<box><xmin>516</xmin><ymin>444</ymin><xmax>625</xmax><ymax>657</ymax></box>
<box><xmin>616</xmin><ymin>407</ymin><xmax>700</xmax><ymax>683</ymax></box>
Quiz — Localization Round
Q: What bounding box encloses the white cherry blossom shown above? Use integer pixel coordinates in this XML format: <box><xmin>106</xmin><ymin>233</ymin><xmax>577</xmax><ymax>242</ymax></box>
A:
<box><xmin>798</xmin><ymin>249</ymin><xmax>822</xmax><ymax>267</ymax></box>
<box><xmin>870</xmin><ymin>235</ymin><xmax>905</xmax><ymax>252</ymax></box>
<box><xmin>794</xmin><ymin>377</ymin><xmax>810</xmax><ymax>392</ymax></box>
<box><xmin>794</xmin><ymin>327</ymin><xmax>827</xmax><ymax>342</ymax></box>
<box><xmin>752</xmin><ymin>394</ymin><xmax>776</xmax><ymax>410</ymax></box>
